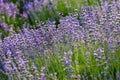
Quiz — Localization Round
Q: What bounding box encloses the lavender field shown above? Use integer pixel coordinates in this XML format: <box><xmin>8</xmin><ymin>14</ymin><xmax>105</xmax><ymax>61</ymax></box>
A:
<box><xmin>0</xmin><ymin>0</ymin><xmax>120</xmax><ymax>80</ymax></box>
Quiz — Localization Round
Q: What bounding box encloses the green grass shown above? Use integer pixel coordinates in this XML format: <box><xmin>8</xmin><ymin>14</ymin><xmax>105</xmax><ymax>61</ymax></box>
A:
<box><xmin>37</xmin><ymin>0</ymin><xmax>100</xmax><ymax>22</ymax></box>
<box><xmin>0</xmin><ymin>70</ymin><xmax>9</xmax><ymax>80</ymax></box>
<box><xmin>0</xmin><ymin>41</ymin><xmax>120</xmax><ymax>80</ymax></box>
<box><xmin>27</xmin><ymin>42</ymin><xmax>120</xmax><ymax>80</ymax></box>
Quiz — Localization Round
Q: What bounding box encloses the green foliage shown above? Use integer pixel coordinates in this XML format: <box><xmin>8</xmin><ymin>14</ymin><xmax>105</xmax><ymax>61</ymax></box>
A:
<box><xmin>0</xmin><ymin>70</ymin><xmax>9</xmax><ymax>80</ymax></box>
<box><xmin>29</xmin><ymin>41</ymin><xmax>120</xmax><ymax>79</ymax></box>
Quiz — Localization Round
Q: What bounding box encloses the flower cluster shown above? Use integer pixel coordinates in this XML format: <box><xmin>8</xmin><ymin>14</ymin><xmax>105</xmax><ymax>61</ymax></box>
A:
<box><xmin>0</xmin><ymin>1</ymin><xmax>18</xmax><ymax>19</ymax></box>
<box><xmin>61</xmin><ymin>51</ymin><xmax>73</xmax><ymax>79</ymax></box>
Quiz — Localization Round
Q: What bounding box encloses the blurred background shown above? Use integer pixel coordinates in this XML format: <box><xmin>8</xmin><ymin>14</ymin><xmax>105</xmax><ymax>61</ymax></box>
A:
<box><xmin>0</xmin><ymin>0</ymin><xmax>101</xmax><ymax>39</ymax></box>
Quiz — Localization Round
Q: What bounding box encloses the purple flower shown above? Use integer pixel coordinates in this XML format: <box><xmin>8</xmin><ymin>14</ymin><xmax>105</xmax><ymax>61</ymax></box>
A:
<box><xmin>116</xmin><ymin>72</ymin><xmax>120</xmax><ymax>80</ymax></box>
